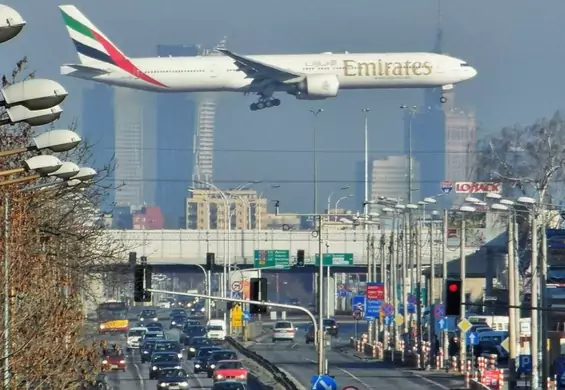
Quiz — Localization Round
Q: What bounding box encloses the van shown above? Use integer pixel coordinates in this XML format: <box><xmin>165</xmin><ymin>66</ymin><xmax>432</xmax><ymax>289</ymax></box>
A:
<box><xmin>478</xmin><ymin>330</ymin><xmax>508</xmax><ymax>344</ymax></box>
<box><xmin>206</xmin><ymin>319</ymin><xmax>226</xmax><ymax>341</ymax></box>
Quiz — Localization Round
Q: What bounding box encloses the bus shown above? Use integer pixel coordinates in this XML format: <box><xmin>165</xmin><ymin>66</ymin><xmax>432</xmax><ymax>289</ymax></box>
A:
<box><xmin>97</xmin><ymin>300</ymin><xmax>129</xmax><ymax>334</ymax></box>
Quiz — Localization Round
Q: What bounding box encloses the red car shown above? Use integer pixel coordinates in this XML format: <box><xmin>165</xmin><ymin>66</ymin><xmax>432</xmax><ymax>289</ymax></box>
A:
<box><xmin>212</xmin><ymin>360</ymin><xmax>248</xmax><ymax>383</ymax></box>
<box><xmin>102</xmin><ymin>349</ymin><xmax>126</xmax><ymax>372</ymax></box>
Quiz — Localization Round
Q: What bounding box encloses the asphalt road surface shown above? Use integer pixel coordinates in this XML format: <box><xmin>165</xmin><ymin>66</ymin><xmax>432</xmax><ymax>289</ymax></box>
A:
<box><xmin>92</xmin><ymin>313</ymin><xmax>265</xmax><ymax>390</ymax></box>
<box><xmin>248</xmin><ymin>328</ymin><xmax>464</xmax><ymax>390</ymax></box>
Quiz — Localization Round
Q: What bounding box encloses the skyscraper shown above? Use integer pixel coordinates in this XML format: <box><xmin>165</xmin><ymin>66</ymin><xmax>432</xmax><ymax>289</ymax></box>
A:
<box><xmin>81</xmin><ymin>84</ymin><xmax>115</xmax><ymax>208</ymax></box>
<box><xmin>155</xmin><ymin>44</ymin><xmax>199</xmax><ymax>228</ymax></box>
<box><xmin>404</xmin><ymin>1</ymin><xmax>476</xmax><ymax>203</ymax></box>
<box><xmin>113</xmin><ymin>87</ymin><xmax>156</xmax><ymax>207</ymax></box>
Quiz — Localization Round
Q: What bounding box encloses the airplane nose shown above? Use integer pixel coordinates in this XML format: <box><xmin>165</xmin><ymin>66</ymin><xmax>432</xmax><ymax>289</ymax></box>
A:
<box><xmin>468</xmin><ymin>66</ymin><xmax>478</xmax><ymax>79</ymax></box>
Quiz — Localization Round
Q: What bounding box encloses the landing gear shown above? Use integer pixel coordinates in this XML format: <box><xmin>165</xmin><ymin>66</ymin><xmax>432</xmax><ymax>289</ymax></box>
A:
<box><xmin>250</xmin><ymin>98</ymin><xmax>281</xmax><ymax>111</ymax></box>
<box><xmin>440</xmin><ymin>95</ymin><xmax>447</xmax><ymax>103</ymax></box>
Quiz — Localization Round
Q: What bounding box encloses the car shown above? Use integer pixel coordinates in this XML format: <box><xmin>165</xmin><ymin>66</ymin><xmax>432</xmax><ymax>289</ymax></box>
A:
<box><xmin>140</xmin><ymin>339</ymin><xmax>160</xmax><ymax>363</ymax></box>
<box><xmin>126</xmin><ymin>326</ymin><xmax>148</xmax><ymax>350</ymax></box>
<box><xmin>169</xmin><ymin>309</ymin><xmax>187</xmax><ymax>318</ymax></box>
<box><xmin>170</xmin><ymin>315</ymin><xmax>187</xmax><ymax>329</ymax></box>
<box><xmin>206</xmin><ymin>350</ymin><xmax>238</xmax><ymax>378</ymax></box>
<box><xmin>305</xmin><ymin>325</ymin><xmax>315</xmax><ymax>344</ymax></box>
<box><xmin>158</xmin><ymin>299</ymin><xmax>172</xmax><ymax>309</ymax></box>
<box><xmin>180</xmin><ymin>325</ymin><xmax>207</xmax><ymax>345</ymax></box>
<box><xmin>149</xmin><ymin>352</ymin><xmax>182</xmax><ymax>380</ymax></box>
<box><xmin>101</xmin><ymin>348</ymin><xmax>126</xmax><ymax>372</ymax></box>
<box><xmin>206</xmin><ymin>320</ymin><xmax>226</xmax><ymax>341</ymax></box>
<box><xmin>156</xmin><ymin>368</ymin><xmax>190</xmax><ymax>389</ymax></box>
<box><xmin>212</xmin><ymin>381</ymin><xmax>247</xmax><ymax>390</ymax></box>
<box><xmin>186</xmin><ymin>336</ymin><xmax>214</xmax><ymax>359</ymax></box>
<box><xmin>193</xmin><ymin>346</ymin><xmax>222</xmax><ymax>373</ymax></box>
<box><xmin>145</xmin><ymin>322</ymin><xmax>164</xmax><ymax>330</ymax></box>
<box><xmin>323</xmin><ymin>318</ymin><xmax>339</xmax><ymax>337</ymax></box>
<box><xmin>185</xmin><ymin>319</ymin><xmax>201</xmax><ymax>326</ymax></box>
<box><xmin>144</xmin><ymin>330</ymin><xmax>166</xmax><ymax>340</ymax></box>
<box><xmin>272</xmin><ymin>321</ymin><xmax>296</xmax><ymax>342</ymax></box>
<box><xmin>153</xmin><ymin>340</ymin><xmax>184</xmax><ymax>360</ymax></box>
<box><xmin>212</xmin><ymin>360</ymin><xmax>248</xmax><ymax>383</ymax></box>
<box><xmin>138</xmin><ymin>309</ymin><xmax>158</xmax><ymax>322</ymax></box>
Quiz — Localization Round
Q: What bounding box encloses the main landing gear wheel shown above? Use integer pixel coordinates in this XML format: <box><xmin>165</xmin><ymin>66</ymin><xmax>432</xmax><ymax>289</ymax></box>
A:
<box><xmin>440</xmin><ymin>96</ymin><xmax>447</xmax><ymax>103</ymax></box>
<box><xmin>249</xmin><ymin>98</ymin><xmax>281</xmax><ymax>111</ymax></box>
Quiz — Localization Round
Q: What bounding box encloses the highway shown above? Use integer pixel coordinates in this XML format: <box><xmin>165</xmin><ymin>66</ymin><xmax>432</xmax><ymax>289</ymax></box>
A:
<box><xmin>248</xmin><ymin>325</ymin><xmax>464</xmax><ymax>390</ymax></box>
<box><xmin>91</xmin><ymin>314</ymin><xmax>266</xmax><ymax>390</ymax></box>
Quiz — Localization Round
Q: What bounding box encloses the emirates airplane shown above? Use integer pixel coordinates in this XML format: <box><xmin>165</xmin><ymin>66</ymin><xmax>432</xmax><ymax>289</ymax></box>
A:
<box><xmin>59</xmin><ymin>5</ymin><xmax>477</xmax><ymax>111</ymax></box>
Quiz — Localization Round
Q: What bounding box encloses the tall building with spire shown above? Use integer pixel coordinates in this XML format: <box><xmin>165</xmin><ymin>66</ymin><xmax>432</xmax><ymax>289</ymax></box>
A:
<box><xmin>404</xmin><ymin>0</ymin><xmax>476</xmax><ymax>203</ymax></box>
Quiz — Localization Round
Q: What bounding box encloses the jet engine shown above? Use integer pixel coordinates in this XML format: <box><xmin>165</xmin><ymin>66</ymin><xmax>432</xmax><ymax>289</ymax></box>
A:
<box><xmin>294</xmin><ymin>74</ymin><xmax>339</xmax><ymax>100</ymax></box>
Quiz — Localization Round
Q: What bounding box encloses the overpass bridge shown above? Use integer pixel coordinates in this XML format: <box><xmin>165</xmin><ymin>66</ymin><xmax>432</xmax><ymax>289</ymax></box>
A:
<box><xmin>103</xmin><ymin>228</ymin><xmax>484</xmax><ymax>269</ymax></box>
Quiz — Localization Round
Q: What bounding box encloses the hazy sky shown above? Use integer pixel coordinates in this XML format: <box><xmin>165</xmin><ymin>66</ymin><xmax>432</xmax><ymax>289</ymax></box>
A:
<box><xmin>4</xmin><ymin>0</ymin><xmax>565</xmax><ymax>212</ymax></box>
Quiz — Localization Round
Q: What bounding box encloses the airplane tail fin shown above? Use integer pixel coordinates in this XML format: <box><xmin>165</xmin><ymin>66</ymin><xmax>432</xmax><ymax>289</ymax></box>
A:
<box><xmin>59</xmin><ymin>5</ymin><xmax>128</xmax><ymax>68</ymax></box>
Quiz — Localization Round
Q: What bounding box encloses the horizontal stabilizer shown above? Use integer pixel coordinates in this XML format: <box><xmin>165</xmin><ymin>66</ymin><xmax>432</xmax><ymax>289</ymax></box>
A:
<box><xmin>60</xmin><ymin>63</ymin><xmax>109</xmax><ymax>76</ymax></box>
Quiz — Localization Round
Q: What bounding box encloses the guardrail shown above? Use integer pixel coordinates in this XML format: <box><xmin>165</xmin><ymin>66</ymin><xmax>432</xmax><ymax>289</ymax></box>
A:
<box><xmin>225</xmin><ymin>336</ymin><xmax>299</xmax><ymax>390</ymax></box>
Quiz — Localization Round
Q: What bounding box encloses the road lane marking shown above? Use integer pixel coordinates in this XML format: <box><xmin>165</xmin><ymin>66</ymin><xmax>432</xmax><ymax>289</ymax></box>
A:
<box><xmin>406</xmin><ymin>371</ymin><xmax>450</xmax><ymax>390</ymax></box>
<box><xmin>303</xmin><ymin>358</ymin><xmax>375</xmax><ymax>389</ymax></box>
<box><xmin>133</xmin><ymin>362</ymin><xmax>145</xmax><ymax>387</ymax></box>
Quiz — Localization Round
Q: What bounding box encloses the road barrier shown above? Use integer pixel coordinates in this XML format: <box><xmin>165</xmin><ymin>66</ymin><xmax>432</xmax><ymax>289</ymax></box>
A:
<box><xmin>225</xmin><ymin>336</ymin><xmax>300</xmax><ymax>390</ymax></box>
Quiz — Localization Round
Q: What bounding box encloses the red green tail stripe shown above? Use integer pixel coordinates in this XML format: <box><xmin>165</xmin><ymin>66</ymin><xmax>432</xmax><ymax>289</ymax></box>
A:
<box><xmin>62</xmin><ymin>10</ymin><xmax>167</xmax><ymax>88</ymax></box>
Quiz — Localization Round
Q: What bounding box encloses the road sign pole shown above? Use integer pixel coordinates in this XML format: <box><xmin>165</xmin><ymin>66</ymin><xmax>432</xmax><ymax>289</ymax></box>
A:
<box><xmin>459</xmin><ymin>218</ymin><xmax>467</xmax><ymax>366</ymax></box>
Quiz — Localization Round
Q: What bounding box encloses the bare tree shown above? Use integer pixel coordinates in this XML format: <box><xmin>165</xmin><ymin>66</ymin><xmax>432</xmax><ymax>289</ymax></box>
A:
<box><xmin>0</xmin><ymin>60</ymin><xmax>127</xmax><ymax>388</ymax></box>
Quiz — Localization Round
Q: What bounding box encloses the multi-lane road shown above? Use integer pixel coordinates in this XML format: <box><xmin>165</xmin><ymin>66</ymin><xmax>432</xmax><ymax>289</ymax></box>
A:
<box><xmin>248</xmin><ymin>323</ymin><xmax>465</xmax><ymax>390</ymax></box>
<box><xmin>92</xmin><ymin>317</ymin><xmax>265</xmax><ymax>390</ymax></box>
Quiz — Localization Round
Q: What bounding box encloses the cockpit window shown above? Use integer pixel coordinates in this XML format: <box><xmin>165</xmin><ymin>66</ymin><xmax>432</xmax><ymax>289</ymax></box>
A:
<box><xmin>460</xmin><ymin>63</ymin><xmax>471</xmax><ymax>67</ymax></box>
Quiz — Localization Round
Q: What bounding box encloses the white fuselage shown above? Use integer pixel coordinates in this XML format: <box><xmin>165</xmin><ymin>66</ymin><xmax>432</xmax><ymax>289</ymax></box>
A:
<box><xmin>65</xmin><ymin>52</ymin><xmax>476</xmax><ymax>93</ymax></box>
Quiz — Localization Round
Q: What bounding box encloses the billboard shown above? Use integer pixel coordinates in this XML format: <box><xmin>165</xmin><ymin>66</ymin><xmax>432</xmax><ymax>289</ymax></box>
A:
<box><xmin>455</xmin><ymin>182</ymin><xmax>502</xmax><ymax>194</ymax></box>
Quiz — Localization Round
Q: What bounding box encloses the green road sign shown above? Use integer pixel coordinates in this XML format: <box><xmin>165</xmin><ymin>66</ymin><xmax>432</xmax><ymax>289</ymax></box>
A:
<box><xmin>314</xmin><ymin>253</ymin><xmax>354</xmax><ymax>266</ymax></box>
<box><xmin>253</xmin><ymin>250</ymin><xmax>290</xmax><ymax>269</ymax></box>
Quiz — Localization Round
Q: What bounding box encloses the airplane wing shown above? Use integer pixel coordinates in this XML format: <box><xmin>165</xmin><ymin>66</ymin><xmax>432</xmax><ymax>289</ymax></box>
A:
<box><xmin>217</xmin><ymin>49</ymin><xmax>301</xmax><ymax>81</ymax></box>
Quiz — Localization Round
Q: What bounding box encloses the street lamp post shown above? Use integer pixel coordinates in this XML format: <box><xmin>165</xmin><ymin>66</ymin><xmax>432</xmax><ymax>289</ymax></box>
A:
<box><xmin>362</xmin><ymin>108</ymin><xmax>370</xmax><ymax>225</ymax></box>
<box><xmin>309</xmin><ymin>108</ymin><xmax>323</xmax><ymax>228</ymax></box>
<box><xmin>327</xmin><ymin>186</ymin><xmax>349</xmax><ymax>219</ymax></box>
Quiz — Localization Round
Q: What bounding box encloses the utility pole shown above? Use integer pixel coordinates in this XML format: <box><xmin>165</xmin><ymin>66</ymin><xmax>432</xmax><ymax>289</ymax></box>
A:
<box><xmin>508</xmin><ymin>216</ymin><xmax>517</xmax><ymax>390</ymax></box>
<box><xmin>459</xmin><ymin>218</ymin><xmax>467</xmax><ymax>364</ymax></box>
<box><xmin>391</xmin><ymin>221</ymin><xmax>398</xmax><ymax>347</ymax></box>
<box><xmin>442</xmin><ymin>208</ymin><xmax>449</xmax><ymax>366</ymax></box>
<box><xmin>530</xmin><ymin>213</ymin><xmax>539</xmax><ymax>389</ymax></box>
<box><xmin>429</xmin><ymin>217</ymin><xmax>435</xmax><ymax>359</ymax></box>
<box><xmin>540</xmin><ymin>222</ymin><xmax>549</xmax><ymax>390</ymax></box>
<box><xmin>309</xmin><ymin>109</ymin><xmax>323</xmax><ymax>229</ymax></box>
<box><xmin>3</xmin><ymin>193</ymin><xmax>10</xmax><ymax>389</ymax></box>
<box><xmin>401</xmin><ymin>215</ymin><xmax>409</xmax><ymax>335</ymax></box>
<box><xmin>416</xmin><ymin>221</ymin><xmax>423</xmax><ymax>367</ymax></box>
<box><xmin>317</xmin><ymin>215</ymin><xmax>325</xmax><ymax>375</ymax></box>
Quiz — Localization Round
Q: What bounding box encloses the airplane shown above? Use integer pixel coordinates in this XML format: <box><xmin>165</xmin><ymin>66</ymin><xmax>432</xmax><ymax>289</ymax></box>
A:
<box><xmin>58</xmin><ymin>5</ymin><xmax>477</xmax><ymax>111</ymax></box>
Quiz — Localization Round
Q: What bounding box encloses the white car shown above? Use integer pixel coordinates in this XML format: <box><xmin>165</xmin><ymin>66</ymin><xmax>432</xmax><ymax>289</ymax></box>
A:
<box><xmin>272</xmin><ymin>321</ymin><xmax>297</xmax><ymax>342</ymax></box>
<box><xmin>126</xmin><ymin>327</ymin><xmax>147</xmax><ymax>349</ymax></box>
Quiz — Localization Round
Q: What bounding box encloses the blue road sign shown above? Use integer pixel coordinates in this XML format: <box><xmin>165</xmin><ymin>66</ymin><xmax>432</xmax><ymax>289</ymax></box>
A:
<box><xmin>383</xmin><ymin>315</ymin><xmax>394</xmax><ymax>326</ymax></box>
<box><xmin>383</xmin><ymin>303</ymin><xmax>394</xmax><ymax>316</ymax></box>
<box><xmin>365</xmin><ymin>299</ymin><xmax>381</xmax><ymax>320</ymax></box>
<box><xmin>243</xmin><ymin>310</ymin><xmax>251</xmax><ymax>321</ymax></box>
<box><xmin>466</xmin><ymin>332</ymin><xmax>479</xmax><ymax>346</ymax></box>
<box><xmin>338</xmin><ymin>290</ymin><xmax>349</xmax><ymax>297</ymax></box>
<box><xmin>554</xmin><ymin>356</ymin><xmax>565</xmax><ymax>386</ymax></box>
<box><xmin>407</xmin><ymin>294</ymin><xmax>417</xmax><ymax>304</ymax></box>
<box><xmin>440</xmin><ymin>180</ymin><xmax>453</xmax><ymax>194</ymax></box>
<box><xmin>351</xmin><ymin>295</ymin><xmax>365</xmax><ymax>315</ymax></box>
<box><xmin>518</xmin><ymin>355</ymin><xmax>532</xmax><ymax>374</ymax></box>
<box><xmin>407</xmin><ymin>304</ymin><xmax>416</xmax><ymax>314</ymax></box>
<box><xmin>231</xmin><ymin>291</ymin><xmax>241</xmax><ymax>299</ymax></box>
<box><xmin>434</xmin><ymin>304</ymin><xmax>445</xmax><ymax>318</ymax></box>
<box><xmin>311</xmin><ymin>374</ymin><xmax>337</xmax><ymax>390</ymax></box>
<box><xmin>435</xmin><ymin>317</ymin><xmax>447</xmax><ymax>330</ymax></box>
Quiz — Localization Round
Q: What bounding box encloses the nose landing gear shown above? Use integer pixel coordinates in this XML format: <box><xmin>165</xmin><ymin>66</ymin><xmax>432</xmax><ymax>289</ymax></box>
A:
<box><xmin>440</xmin><ymin>95</ymin><xmax>447</xmax><ymax>104</ymax></box>
<box><xmin>250</xmin><ymin>98</ymin><xmax>281</xmax><ymax>111</ymax></box>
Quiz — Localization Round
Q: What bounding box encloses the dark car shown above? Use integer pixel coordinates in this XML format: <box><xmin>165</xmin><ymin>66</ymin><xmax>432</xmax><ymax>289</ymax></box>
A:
<box><xmin>193</xmin><ymin>346</ymin><xmax>222</xmax><ymax>373</ymax></box>
<box><xmin>305</xmin><ymin>325</ymin><xmax>315</xmax><ymax>344</ymax></box>
<box><xmin>186</xmin><ymin>336</ymin><xmax>213</xmax><ymax>359</ymax></box>
<box><xmin>169</xmin><ymin>309</ymin><xmax>187</xmax><ymax>318</ymax></box>
<box><xmin>180</xmin><ymin>325</ymin><xmax>207</xmax><ymax>345</ymax></box>
<box><xmin>139</xmin><ymin>309</ymin><xmax>158</xmax><ymax>322</ymax></box>
<box><xmin>185</xmin><ymin>319</ymin><xmax>201</xmax><ymax>326</ymax></box>
<box><xmin>140</xmin><ymin>339</ymin><xmax>160</xmax><ymax>363</ymax></box>
<box><xmin>206</xmin><ymin>350</ymin><xmax>238</xmax><ymax>378</ymax></box>
<box><xmin>156</xmin><ymin>368</ymin><xmax>190</xmax><ymax>389</ymax></box>
<box><xmin>212</xmin><ymin>381</ymin><xmax>247</xmax><ymax>390</ymax></box>
<box><xmin>153</xmin><ymin>340</ymin><xmax>184</xmax><ymax>360</ymax></box>
<box><xmin>170</xmin><ymin>315</ymin><xmax>187</xmax><ymax>329</ymax></box>
<box><xmin>323</xmin><ymin>318</ymin><xmax>338</xmax><ymax>337</ymax></box>
<box><xmin>145</xmin><ymin>322</ymin><xmax>163</xmax><ymax>330</ymax></box>
<box><xmin>149</xmin><ymin>352</ymin><xmax>182</xmax><ymax>380</ymax></box>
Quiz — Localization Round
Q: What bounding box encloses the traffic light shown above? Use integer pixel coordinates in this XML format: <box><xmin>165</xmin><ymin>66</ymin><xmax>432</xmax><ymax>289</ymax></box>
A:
<box><xmin>128</xmin><ymin>252</ymin><xmax>137</xmax><ymax>265</ymax></box>
<box><xmin>250</xmin><ymin>277</ymin><xmax>267</xmax><ymax>314</ymax></box>
<box><xmin>134</xmin><ymin>264</ymin><xmax>152</xmax><ymax>302</ymax></box>
<box><xmin>206</xmin><ymin>252</ymin><xmax>215</xmax><ymax>272</ymax></box>
<box><xmin>296</xmin><ymin>250</ymin><xmax>305</xmax><ymax>267</ymax></box>
<box><xmin>445</xmin><ymin>279</ymin><xmax>462</xmax><ymax>316</ymax></box>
